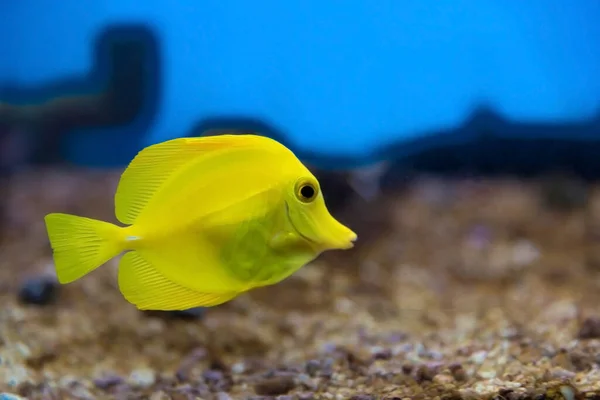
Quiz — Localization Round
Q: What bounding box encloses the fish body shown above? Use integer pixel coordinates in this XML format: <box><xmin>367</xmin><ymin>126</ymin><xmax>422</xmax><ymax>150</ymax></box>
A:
<box><xmin>44</xmin><ymin>134</ymin><xmax>356</xmax><ymax>310</ymax></box>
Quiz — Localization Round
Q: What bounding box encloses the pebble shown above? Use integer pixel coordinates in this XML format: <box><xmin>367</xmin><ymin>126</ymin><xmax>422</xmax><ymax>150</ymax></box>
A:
<box><xmin>511</xmin><ymin>240</ymin><xmax>539</xmax><ymax>267</ymax></box>
<box><xmin>477</xmin><ymin>369</ymin><xmax>496</xmax><ymax>379</ymax></box>
<box><xmin>202</xmin><ymin>369</ymin><xmax>224</xmax><ymax>383</ymax></box>
<box><xmin>369</xmin><ymin>346</ymin><xmax>392</xmax><ymax>360</ymax></box>
<box><xmin>172</xmin><ymin>383</ymin><xmax>210</xmax><ymax>398</ymax></box>
<box><xmin>17</xmin><ymin>276</ymin><xmax>58</xmax><ymax>306</ymax></box>
<box><xmin>559</xmin><ymin>384</ymin><xmax>577</xmax><ymax>400</ymax></box>
<box><xmin>94</xmin><ymin>375</ymin><xmax>124</xmax><ymax>390</ymax></box>
<box><xmin>3</xmin><ymin>365</ymin><xmax>30</xmax><ymax>388</ymax></box>
<box><xmin>578</xmin><ymin>316</ymin><xmax>600</xmax><ymax>339</ymax></box>
<box><xmin>176</xmin><ymin>347</ymin><xmax>207</xmax><ymax>381</ymax></box>
<box><xmin>386</xmin><ymin>332</ymin><xmax>409</xmax><ymax>343</ymax></box>
<box><xmin>296</xmin><ymin>373</ymin><xmax>317</xmax><ymax>391</ymax></box>
<box><xmin>68</xmin><ymin>385</ymin><xmax>94</xmax><ymax>400</ymax></box>
<box><xmin>470</xmin><ymin>350</ymin><xmax>488</xmax><ymax>364</ymax></box>
<box><xmin>466</xmin><ymin>224</ymin><xmax>492</xmax><ymax>249</ymax></box>
<box><xmin>414</xmin><ymin>363</ymin><xmax>439</xmax><ymax>382</ymax></box>
<box><xmin>215</xmin><ymin>392</ymin><xmax>233</xmax><ymax>400</ymax></box>
<box><xmin>321</xmin><ymin>342</ymin><xmax>337</xmax><ymax>354</ymax></box>
<box><xmin>127</xmin><ymin>368</ymin><xmax>156</xmax><ymax>388</ymax></box>
<box><xmin>304</xmin><ymin>359</ymin><xmax>321</xmax><ymax>376</ymax></box>
<box><xmin>254</xmin><ymin>376</ymin><xmax>296</xmax><ymax>396</ymax></box>
<box><xmin>149</xmin><ymin>391</ymin><xmax>170</xmax><ymax>400</ymax></box>
<box><xmin>549</xmin><ymin>367</ymin><xmax>576</xmax><ymax>379</ymax></box>
<box><xmin>448</xmin><ymin>363</ymin><xmax>467</xmax><ymax>381</ymax></box>
<box><xmin>231</xmin><ymin>362</ymin><xmax>245</xmax><ymax>374</ymax></box>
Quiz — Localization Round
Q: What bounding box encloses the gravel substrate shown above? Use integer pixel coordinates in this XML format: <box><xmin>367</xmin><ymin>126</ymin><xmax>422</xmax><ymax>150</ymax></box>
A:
<box><xmin>2</xmin><ymin>168</ymin><xmax>600</xmax><ymax>399</ymax></box>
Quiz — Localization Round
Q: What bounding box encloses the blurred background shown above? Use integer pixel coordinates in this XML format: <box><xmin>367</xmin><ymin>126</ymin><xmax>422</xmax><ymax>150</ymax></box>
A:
<box><xmin>2</xmin><ymin>1</ymin><xmax>600</xmax><ymax>399</ymax></box>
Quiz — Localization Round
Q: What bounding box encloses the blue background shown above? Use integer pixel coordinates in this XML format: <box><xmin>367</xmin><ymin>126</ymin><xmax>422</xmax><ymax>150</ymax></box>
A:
<box><xmin>2</xmin><ymin>0</ymin><xmax>600</xmax><ymax>168</ymax></box>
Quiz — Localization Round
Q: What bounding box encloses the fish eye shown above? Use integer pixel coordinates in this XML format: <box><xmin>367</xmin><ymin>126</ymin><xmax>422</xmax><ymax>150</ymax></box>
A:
<box><xmin>296</xmin><ymin>181</ymin><xmax>318</xmax><ymax>203</ymax></box>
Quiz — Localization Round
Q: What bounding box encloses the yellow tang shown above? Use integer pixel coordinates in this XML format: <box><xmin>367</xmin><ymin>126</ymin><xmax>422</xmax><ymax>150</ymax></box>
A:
<box><xmin>44</xmin><ymin>134</ymin><xmax>357</xmax><ymax>310</ymax></box>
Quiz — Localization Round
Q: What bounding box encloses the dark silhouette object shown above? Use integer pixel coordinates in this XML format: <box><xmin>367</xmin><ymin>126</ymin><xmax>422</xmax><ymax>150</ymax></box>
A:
<box><xmin>18</xmin><ymin>276</ymin><xmax>59</xmax><ymax>306</ymax></box>
<box><xmin>0</xmin><ymin>23</ymin><xmax>160</xmax><ymax>165</ymax></box>
<box><xmin>377</xmin><ymin>106</ymin><xmax>600</xmax><ymax>187</ymax></box>
<box><xmin>0</xmin><ymin>23</ymin><xmax>161</xmax><ymax>242</ymax></box>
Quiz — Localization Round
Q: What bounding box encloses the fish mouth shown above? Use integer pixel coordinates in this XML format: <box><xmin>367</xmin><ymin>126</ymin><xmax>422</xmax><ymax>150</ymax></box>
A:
<box><xmin>285</xmin><ymin>202</ymin><xmax>357</xmax><ymax>250</ymax></box>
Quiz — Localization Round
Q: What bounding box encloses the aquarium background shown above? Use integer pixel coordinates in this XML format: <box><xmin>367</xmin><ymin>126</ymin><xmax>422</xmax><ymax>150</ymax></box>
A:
<box><xmin>3</xmin><ymin>0</ymin><xmax>600</xmax><ymax>171</ymax></box>
<box><xmin>2</xmin><ymin>2</ymin><xmax>600</xmax><ymax>399</ymax></box>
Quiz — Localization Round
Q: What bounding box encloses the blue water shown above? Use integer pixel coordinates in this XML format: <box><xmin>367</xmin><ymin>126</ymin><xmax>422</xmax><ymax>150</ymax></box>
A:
<box><xmin>2</xmin><ymin>0</ymin><xmax>600</xmax><ymax>165</ymax></box>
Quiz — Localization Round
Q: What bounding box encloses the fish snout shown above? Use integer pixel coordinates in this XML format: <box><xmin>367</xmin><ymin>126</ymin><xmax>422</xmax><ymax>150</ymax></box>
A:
<box><xmin>321</xmin><ymin>219</ymin><xmax>357</xmax><ymax>250</ymax></box>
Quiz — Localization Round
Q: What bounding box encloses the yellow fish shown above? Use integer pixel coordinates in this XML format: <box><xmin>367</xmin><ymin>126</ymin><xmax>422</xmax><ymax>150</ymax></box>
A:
<box><xmin>44</xmin><ymin>134</ymin><xmax>357</xmax><ymax>310</ymax></box>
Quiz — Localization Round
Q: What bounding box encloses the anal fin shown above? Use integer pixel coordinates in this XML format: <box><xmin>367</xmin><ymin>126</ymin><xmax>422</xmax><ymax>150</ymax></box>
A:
<box><xmin>117</xmin><ymin>251</ymin><xmax>238</xmax><ymax>310</ymax></box>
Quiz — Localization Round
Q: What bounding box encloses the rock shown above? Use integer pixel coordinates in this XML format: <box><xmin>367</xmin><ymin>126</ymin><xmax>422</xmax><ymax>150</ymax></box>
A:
<box><xmin>296</xmin><ymin>373</ymin><xmax>317</xmax><ymax>391</ymax></box>
<box><xmin>469</xmin><ymin>350</ymin><xmax>488</xmax><ymax>364</ymax></box>
<box><xmin>304</xmin><ymin>359</ymin><xmax>321</xmax><ymax>377</ymax></box>
<box><xmin>149</xmin><ymin>391</ymin><xmax>170</xmax><ymax>400</ymax></box>
<box><xmin>549</xmin><ymin>367</ymin><xmax>576</xmax><ymax>379</ymax></box>
<box><xmin>371</xmin><ymin>347</ymin><xmax>392</xmax><ymax>360</ymax></box>
<box><xmin>577</xmin><ymin>316</ymin><xmax>600</xmax><ymax>339</ymax></box>
<box><xmin>127</xmin><ymin>368</ymin><xmax>156</xmax><ymax>389</ymax></box>
<box><xmin>254</xmin><ymin>375</ymin><xmax>296</xmax><ymax>396</ymax></box>
<box><xmin>172</xmin><ymin>383</ymin><xmax>210</xmax><ymax>399</ymax></box>
<box><xmin>175</xmin><ymin>347</ymin><xmax>207</xmax><ymax>381</ymax></box>
<box><xmin>215</xmin><ymin>392</ymin><xmax>233</xmax><ymax>400</ymax></box>
<box><xmin>202</xmin><ymin>369</ymin><xmax>224</xmax><ymax>383</ymax></box>
<box><xmin>17</xmin><ymin>276</ymin><xmax>58</xmax><ymax>306</ymax></box>
<box><xmin>2</xmin><ymin>365</ymin><xmax>31</xmax><ymax>389</ymax></box>
<box><xmin>24</xmin><ymin>346</ymin><xmax>57</xmax><ymax>370</ymax></box>
<box><xmin>558</xmin><ymin>385</ymin><xmax>577</xmax><ymax>400</ymax></box>
<box><xmin>414</xmin><ymin>363</ymin><xmax>441</xmax><ymax>382</ymax></box>
<box><xmin>67</xmin><ymin>384</ymin><xmax>94</xmax><ymax>400</ymax></box>
<box><xmin>448</xmin><ymin>363</ymin><xmax>467</xmax><ymax>382</ymax></box>
<box><xmin>93</xmin><ymin>375</ymin><xmax>124</xmax><ymax>390</ymax></box>
<box><xmin>230</xmin><ymin>362</ymin><xmax>245</xmax><ymax>374</ymax></box>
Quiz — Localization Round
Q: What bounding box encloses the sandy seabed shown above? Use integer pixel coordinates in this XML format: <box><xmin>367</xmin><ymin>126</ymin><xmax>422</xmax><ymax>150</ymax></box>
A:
<box><xmin>2</xmin><ymin>168</ymin><xmax>600</xmax><ymax>399</ymax></box>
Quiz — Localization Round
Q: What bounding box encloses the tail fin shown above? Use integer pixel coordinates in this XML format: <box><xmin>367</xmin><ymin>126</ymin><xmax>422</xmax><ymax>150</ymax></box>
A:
<box><xmin>44</xmin><ymin>213</ymin><xmax>125</xmax><ymax>284</ymax></box>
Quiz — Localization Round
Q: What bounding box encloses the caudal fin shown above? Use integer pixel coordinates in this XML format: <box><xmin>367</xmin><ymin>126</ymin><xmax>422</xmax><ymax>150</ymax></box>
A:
<box><xmin>44</xmin><ymin>213</ymin><xmax>124</xmax><ymax>284</ymax></box>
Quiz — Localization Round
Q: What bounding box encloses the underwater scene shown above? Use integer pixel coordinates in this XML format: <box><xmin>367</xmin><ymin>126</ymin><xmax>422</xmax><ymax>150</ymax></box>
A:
<box><xmin>2</xmin><ymin>2</ymin><xmax>600</xmax><ymax>399</ymax></box>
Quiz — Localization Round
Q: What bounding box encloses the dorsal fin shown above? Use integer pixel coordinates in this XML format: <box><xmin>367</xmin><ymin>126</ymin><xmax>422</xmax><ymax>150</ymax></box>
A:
<box><xmin>114</xmin><ymin>134</ymin><xmax>284</xmax><ymax>225</ymax></box>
